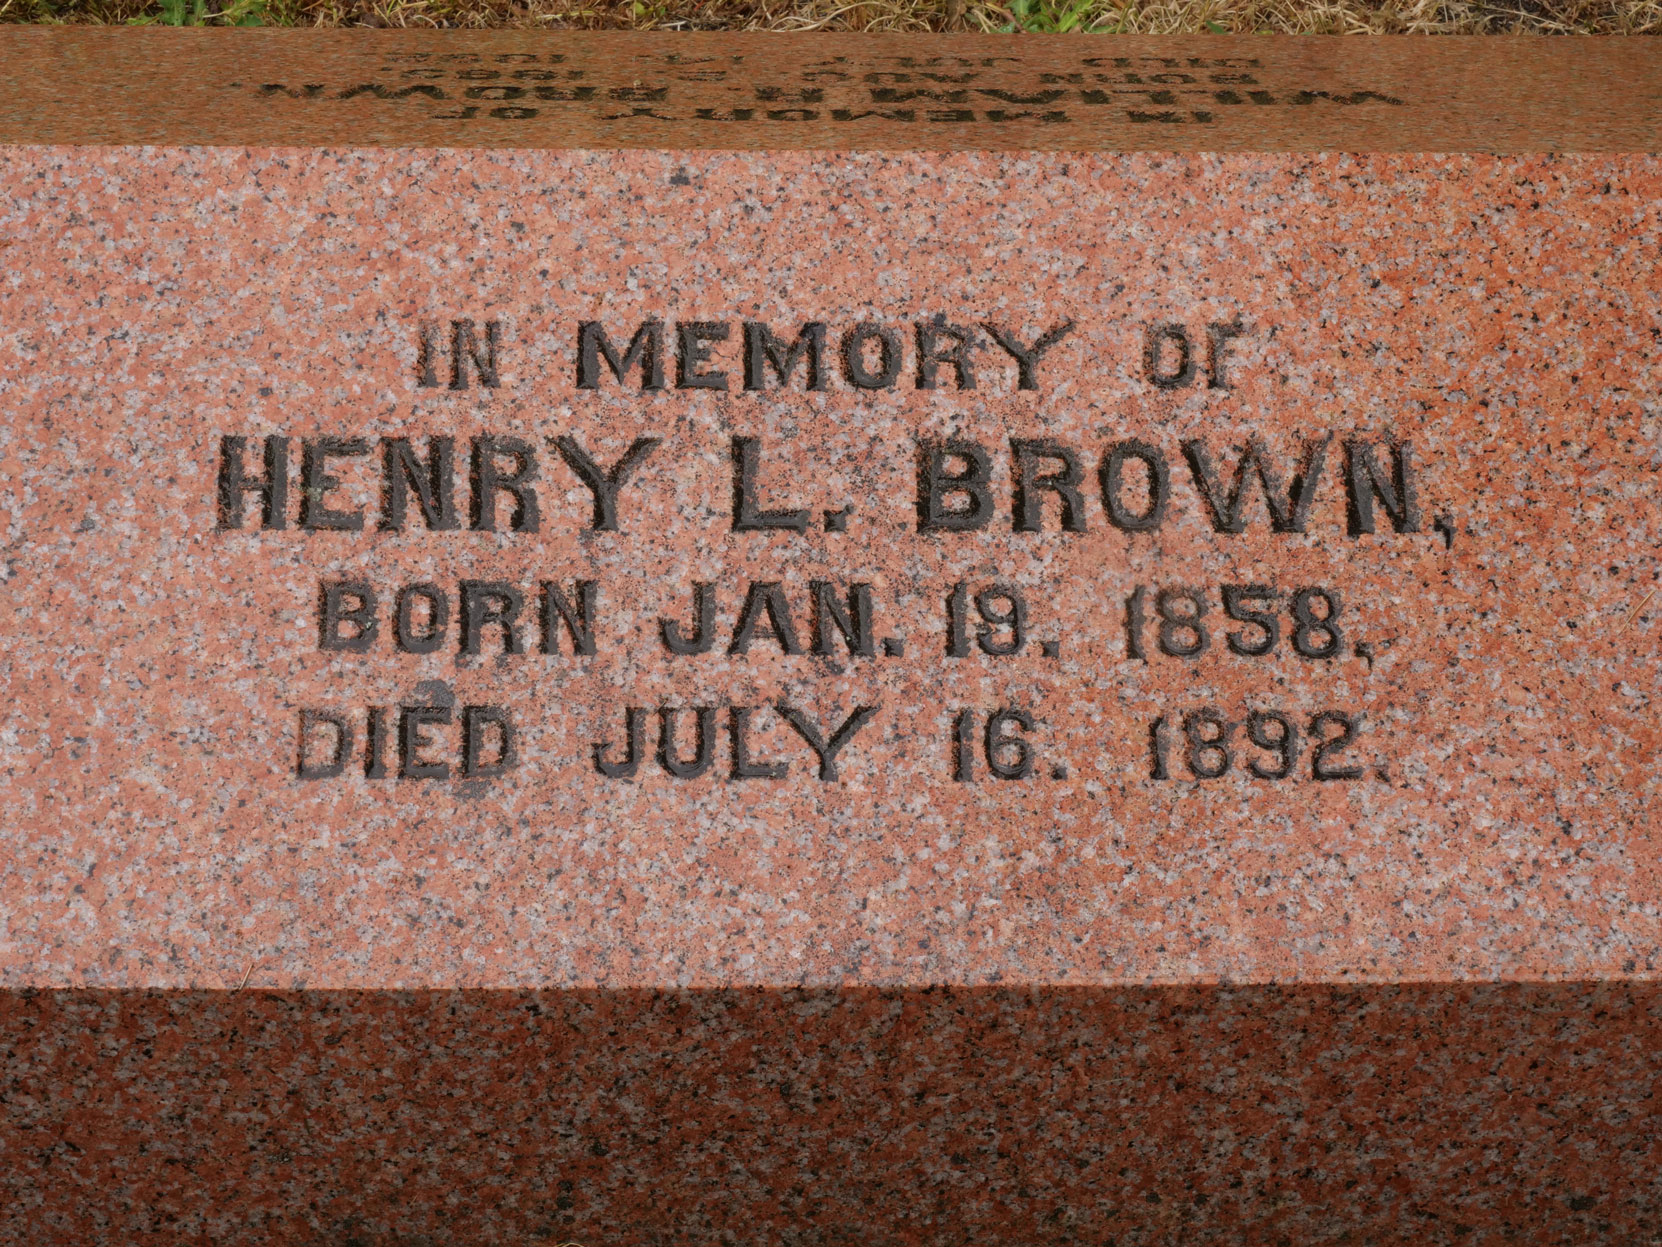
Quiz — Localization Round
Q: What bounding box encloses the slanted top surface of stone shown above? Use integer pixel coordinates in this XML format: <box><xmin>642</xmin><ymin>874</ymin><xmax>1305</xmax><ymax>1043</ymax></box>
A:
<box><xmin>1</xmin><ymin>30</ymin><xmax>1661</xmax><ymax>149</ymax></box>
<box><xmin>0</xmin><ymin>147</ymin><xmax>1657</xmax><ymax>989</ymax></box>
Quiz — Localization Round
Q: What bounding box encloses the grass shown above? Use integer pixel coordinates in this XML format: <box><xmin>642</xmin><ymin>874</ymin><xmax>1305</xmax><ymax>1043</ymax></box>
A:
<box><xmin>2</xmin><ymin>0</ymin><xmax>1658</xmax><ymax>33</ymax></box>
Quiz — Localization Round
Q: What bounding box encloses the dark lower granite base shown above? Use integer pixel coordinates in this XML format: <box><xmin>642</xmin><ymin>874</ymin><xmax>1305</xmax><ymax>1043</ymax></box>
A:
<box><xmin>3</xmin><ymin>985</ymin><xmax>1657</xmax><ymax>1245</ymax></box>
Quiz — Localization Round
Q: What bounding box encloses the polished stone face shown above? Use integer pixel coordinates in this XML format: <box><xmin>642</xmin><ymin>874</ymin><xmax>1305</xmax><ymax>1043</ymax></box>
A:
<box><xmin>4</xmin><ymin>148</ymin><xmax>1656</xmax><ymax>989</ymax></box>
<box><xmin>1</xmin><ymin>148</ymin><xmax>1658</xmax><ymax>1242</ymax></box>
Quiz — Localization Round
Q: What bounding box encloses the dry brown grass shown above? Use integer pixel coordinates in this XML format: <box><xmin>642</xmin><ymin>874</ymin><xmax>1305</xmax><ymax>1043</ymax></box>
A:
<box><xmin>3</xmin><ymin>0</ymin><xmax>1659</xmax><ymax>32</ymax></box>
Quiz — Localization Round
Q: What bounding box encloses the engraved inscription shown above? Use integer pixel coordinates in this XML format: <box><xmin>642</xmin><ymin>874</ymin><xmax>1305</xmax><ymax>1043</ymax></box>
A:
<box><xmin>239</xmin><ymin>47</ymin><xmax>1408</xmax><ymax>130</ymax></box>
<box><xmin>208</xmin><ymin>313</ymin><xmax>1442</xmax><ymax>788</ymax></box>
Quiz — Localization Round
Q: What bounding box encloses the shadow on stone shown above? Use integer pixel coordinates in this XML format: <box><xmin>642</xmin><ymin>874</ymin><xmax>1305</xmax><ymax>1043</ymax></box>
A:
<box><xmin>3</xmin><ymin>984</ymin><xmax>1656</xmax><ymax>1243</ymax></box>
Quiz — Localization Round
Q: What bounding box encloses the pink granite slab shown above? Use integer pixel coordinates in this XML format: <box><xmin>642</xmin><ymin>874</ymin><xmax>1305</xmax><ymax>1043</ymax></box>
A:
<box><xmin>0</xmin><ymin>149</ymin><xmax>1658</xmax><ymax>994</ymax></box>
<box><xmin>3</xmin><ymin>143</ymin><xmax>1662</xmax><ymax>1247</ymax></box>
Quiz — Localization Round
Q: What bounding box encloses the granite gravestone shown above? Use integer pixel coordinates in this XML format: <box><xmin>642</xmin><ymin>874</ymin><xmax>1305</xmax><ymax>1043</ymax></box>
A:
<box><xmin>1</xmin><ymin>30</ymin><xmax>1659</xmax><ymax>1246</ymax></box>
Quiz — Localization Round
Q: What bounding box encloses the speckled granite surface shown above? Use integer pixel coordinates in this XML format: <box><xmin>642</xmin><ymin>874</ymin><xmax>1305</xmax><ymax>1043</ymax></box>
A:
<box><xmin>1</xmin><ymin>150</ymin><xmax>1658</xmax><ymax>1241</ymax></box>
<box><xmin>5</xmin><ymin>986</ymin><xmax>1659</xmax><ymax>1245</ymax></box>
